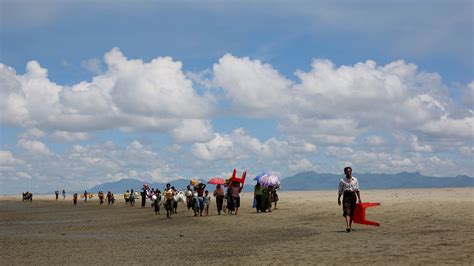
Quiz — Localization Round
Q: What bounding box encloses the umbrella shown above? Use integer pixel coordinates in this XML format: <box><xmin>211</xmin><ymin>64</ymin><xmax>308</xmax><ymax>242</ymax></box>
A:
<box><xmin>254</xmin><ymin>173</ymin><xmax>269</xmax><ymax>181</ymax></box>
<box><xmin>207</xmin><ymin>177</ymin><xmax>225</xmax><ymax>185</ymax></box>
<box><xmin>258</xmin><ymin>174</ymin><xmax>280</xmax><ymax>186</ymax></box>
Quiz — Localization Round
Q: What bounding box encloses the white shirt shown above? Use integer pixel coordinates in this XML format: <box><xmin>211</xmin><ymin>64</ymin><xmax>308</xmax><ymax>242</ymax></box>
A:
<box><xmin>338</xmin><ymin>176</ymin><xmax>359</xmax><ymax>194</ymax></box>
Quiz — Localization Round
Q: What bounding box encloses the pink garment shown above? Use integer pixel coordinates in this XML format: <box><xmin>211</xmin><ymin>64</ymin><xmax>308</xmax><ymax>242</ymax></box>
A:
<box><xmin>231</xmin><ymin>186</ymin><xmax>240</xmax><ymax>197</ymax></box>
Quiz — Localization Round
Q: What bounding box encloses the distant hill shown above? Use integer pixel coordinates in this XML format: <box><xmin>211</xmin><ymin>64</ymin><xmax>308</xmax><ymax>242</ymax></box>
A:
<box><xmin>87</xmin><ymin>171</ymin><xmax>474</xmax><ymax>193</ymax></box>
<box><xmin>280</xmin><ymin>171</ymin><xmax>474</xmax><ymax>191</ymax></box>
<box><xmin>88</xmin><ymin>178</ymin><xmax>145</xmax><ymax>193</ymax></box>
<box><xmin>88</xmin><ymin>178</ymin><xmax>200</xmax><ymax>193</ymax></box>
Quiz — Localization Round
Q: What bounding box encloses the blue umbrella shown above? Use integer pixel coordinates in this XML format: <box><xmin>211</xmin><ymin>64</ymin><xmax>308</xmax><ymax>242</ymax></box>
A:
<box><xmin>254</xmin><ymin>173</ymin><xmax>269</xmax><ymax>181</ymax></box>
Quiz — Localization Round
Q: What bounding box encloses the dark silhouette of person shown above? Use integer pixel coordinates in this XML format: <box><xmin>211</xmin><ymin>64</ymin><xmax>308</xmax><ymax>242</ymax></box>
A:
<box><xmin>141</xmin><ymin>188</ymin><xmax>147</xmax><ymax>208</ymax></box>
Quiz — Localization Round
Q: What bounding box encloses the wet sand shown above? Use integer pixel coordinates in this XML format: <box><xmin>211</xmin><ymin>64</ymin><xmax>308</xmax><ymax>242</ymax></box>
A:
<box><xmin>1</xmin><ymin>188</ymin><xmax>473</xmax><ymax>264</ymax></box>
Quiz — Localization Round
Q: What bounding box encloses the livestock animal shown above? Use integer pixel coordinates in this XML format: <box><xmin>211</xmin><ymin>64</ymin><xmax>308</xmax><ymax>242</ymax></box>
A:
<box><xmin>22</xmin><ymin>192</ymin><xmax>33</xmax><ymax>202</ymax></box>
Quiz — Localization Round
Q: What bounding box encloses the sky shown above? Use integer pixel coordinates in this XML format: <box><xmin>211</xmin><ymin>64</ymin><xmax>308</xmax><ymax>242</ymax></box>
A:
<box><xmin>0</xmin><ymin>0</ymin><xmax>473</xmax><ymax>193</ymax></box>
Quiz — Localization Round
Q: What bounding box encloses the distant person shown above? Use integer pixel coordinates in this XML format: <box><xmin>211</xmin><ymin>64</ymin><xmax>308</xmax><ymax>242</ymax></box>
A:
<box><xmin>186</xmin><ymin>185</ymin><xmax>193</xmax><ymax>211</ymax></box>
<box><xmin>62</xmin><ymin>189</ymin><xmax>66</xmax><ymax>200</ymax></box>
<box><xmin>153</xmin><ymin>189</ymin><xmax>161</xmax><ymax>215</ymax></box>
<box><xmin>261</xmin><ymin>186</ymin><xmax>271</xmax><ymax>212</ymax></box>
<box><xmin>196</xmin><ymin>183</ymin><xmax>206</xmax><ymax>216</ymax></box>
<box><xmin>55</xmin><ymin>190</ymin><xmax>59</xmax><ymax>201</ymax></box>
<box><xmin>192</xmin><ymin>187</ymin><xmax>200</xmax><ymax>216</ymax></box>
<box><xmin>83</xmin><ymin>191</ymin><xmax>88</xmax><ymax>202</ymax></box>
<box><xmin>213</xmin><ymin>184</ymin><xmax>225</xmax><ymax>215</ymax></box>
<box><xmin>164</xmin><ymin>183</ymin><xmax>175</xmax><ymax>219</ymax></box>
<box><xmin>226</xmin><ymin>185</ymin><xmax>235</xmax><ymax>214</ymax></box>
<box><xmin>129</xmin><ymin>189</ymin><xmax>136</xmax><ymax>206</ymax></box>
<box><xmin>107</xmin><ymin>191</ymin><xmax>114</xmax><ymax>205</ymax></box>
<box><xmin>254</xmin><ymin>182</ymin><xmax>263</xmax><ymax>213</ymax></box>
<box><xmin>141</xmin><ymin>188</ymin><xmax>147</xmax><ymax>208</ymax></box>
<box><xmin>98</xmin><ymin>191</ymin><xmax>105</xmax><ymax>205</ymax></box>
<box><xmin>73</xmin><ymin>193</ymin><xmax>78</xmax><ymax>206</ymax></box>
<box><xmin>124</xmin><ymin>190</ymin><xmax>130</xmax><ymax>204</ymax></box>
<box><xmin>171</xmin><ymin>186</ymin><xmax>178</xmax><ymax>214</ymax></box>
<box><xmin>338</xmin><ymin>166</ymin><xmax>362</xmax><ymax>233</ymax></box>
<box><xmin>203</xmin><ymin>190</ymin><xmax>211</xmax><ymax>216</ymax></box>
<box><xmin>149</xmin><ymin>188</ymin><xmax>156</xmax><ymax>207</ymax></box>
<box><xmin>230</xmin><ymin>181</ymin><xmax>243</xmax><ymax>215</ymax></box>
<box><xmin>269</xmin><ymin>185</ymin><xmax>279</xmax><ymax>210</ymax></box>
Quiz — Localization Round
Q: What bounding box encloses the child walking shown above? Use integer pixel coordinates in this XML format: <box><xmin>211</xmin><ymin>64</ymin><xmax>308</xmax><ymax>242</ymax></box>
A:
<box><xmin>203</xmin><ymin>190</ymin><xmax>211</xmax><ymax>216</ymax></box>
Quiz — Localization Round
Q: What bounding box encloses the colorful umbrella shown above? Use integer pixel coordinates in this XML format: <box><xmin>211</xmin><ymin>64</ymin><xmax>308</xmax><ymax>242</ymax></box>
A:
<box><xmin>259</xmin><ymin>174</ymin><xmax>280</xmax><ymax>186</ymax></box>
<box><xmin>207</xmin><ymin>177</ymin><xmax>225</xmax><ymax>185</ymax></box>
<box><xmin>254</xmin><ymin>173</ymin><xmax>269</xmax><ymax>181</ymax></box>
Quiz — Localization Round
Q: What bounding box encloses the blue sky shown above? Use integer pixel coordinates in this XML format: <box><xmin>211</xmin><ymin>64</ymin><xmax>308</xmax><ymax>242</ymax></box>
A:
<box><xmin>1</xmin><ymin>0</ymin><xmax>473</xmax><ymax>193</ymax></box>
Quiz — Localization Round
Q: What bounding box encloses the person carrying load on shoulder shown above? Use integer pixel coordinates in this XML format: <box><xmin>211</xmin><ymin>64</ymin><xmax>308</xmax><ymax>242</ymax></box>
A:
<box><xmin>124</xmin><ymin>190</ymin><xmax>130</xmax><ymax>204</ymax></box>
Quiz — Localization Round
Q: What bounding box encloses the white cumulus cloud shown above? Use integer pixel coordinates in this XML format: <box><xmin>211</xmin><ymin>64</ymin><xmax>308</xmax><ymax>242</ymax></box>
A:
<box><xmin>0</xmin><ymin>150</ymin><xmax>22</xmax><ymax>167</ymax></box>
<box><xmin>0</xmin><ymin>48</ymin><xmax>216</xmax><ymax>135</ymax></box>
<box><xmin>172</xmin><ymin>119</ymin><xmax>214</xmax><ymax>143</ymax></box>
<box><xmin>51</xmin><ymin>131</ymin><xmax>90</xmax><ymax>142</ymax></box>
<box><xmin>213</xmin><ymin>53</ymin><xmax>292</xmax><ymax>117</ymax></box>
<box><xmin>18</xmin><ymin>139</ymin><xmax>53</xmax><ymax>156</ymax></box>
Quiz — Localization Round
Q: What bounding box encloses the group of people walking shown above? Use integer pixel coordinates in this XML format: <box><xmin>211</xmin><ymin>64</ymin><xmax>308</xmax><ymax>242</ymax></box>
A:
<box><xmin>27</xmin><ymin>167</ymin><xmax>363</xmax><ymax>232</ymax></box>
<box><xmin>98</xmin><ymin>191</ymin><xmax>115</xmax><ymax>205</ymax></box>
<box><xmin>185</xmin><ymin>181</ymin><xmax>247</xmax><ymax>216</ymax></box>
<box><xmin>44</xmin><ymin>181</ymin><xmax>280</xmax><ymax>217</ymax></box>
<box><xmin>186</xmin><ymin>182</ymin><xmax>235</xmax><ymax>216</ymax></box>
<box><xmin>123</xmin><ymin>184</ymin><xmax>180</xmax><ymax>219</ymax></box>
<box><xmin>123</xmin><ymin>189</ymin><xmax>137</xmax><ymax>206</ymax></box>
<box><xmin>253</xmin><ymin>183</ymin><xmax>279</xmax><ymax>213</ymax></box>
<box><xmin>54</xmin><ymin>190</ymin><xmax>66</xmax><ymax>200</ymax></box>
<box><xmin>185</xmin><ymin>183</ymin><xmax>210</xmax><ymax>216</ymax></box>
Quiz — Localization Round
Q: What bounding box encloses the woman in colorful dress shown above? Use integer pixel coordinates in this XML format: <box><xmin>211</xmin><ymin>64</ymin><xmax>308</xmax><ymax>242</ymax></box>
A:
<box><xmin>213</xmin><ymin>184</ymin><xmax>225</xmax><ymax>215</ymax></box>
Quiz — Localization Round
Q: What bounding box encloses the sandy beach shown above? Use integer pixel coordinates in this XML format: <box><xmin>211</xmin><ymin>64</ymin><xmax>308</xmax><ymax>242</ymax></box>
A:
<box><xmin>1</xmin><ymin>188</ymin><xmax>473</xmax><ymax>264</ymax></box>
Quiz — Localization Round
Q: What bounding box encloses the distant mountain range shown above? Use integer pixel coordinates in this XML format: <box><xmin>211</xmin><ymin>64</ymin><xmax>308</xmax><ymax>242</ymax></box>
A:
<box><xmin>279</xmin><ymin>171</ymin><xmax>474</xmax><ymax>191</ymax></box>
<box><xmin>88</xmin><ymin>178</ymin><xmax>195</xmax><ymax>193</ymax></box>
<box><xmin>86</xmin><ymin>171</ymin><xmax>474</xmax><ymax>193</ymax></box>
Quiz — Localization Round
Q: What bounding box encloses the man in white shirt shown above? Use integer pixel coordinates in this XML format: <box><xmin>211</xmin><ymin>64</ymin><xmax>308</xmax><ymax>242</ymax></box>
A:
<box><xmin>338</xmin><ymin>167</ymin><xmax>362</xmax><ymax>232</ymax></box>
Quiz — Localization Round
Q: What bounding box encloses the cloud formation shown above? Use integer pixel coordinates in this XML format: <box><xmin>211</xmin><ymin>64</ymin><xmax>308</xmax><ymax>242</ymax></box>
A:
<box><xmin>1</xmin><ymin>50</ymin><xmax>472</xmax><ymax>193</ymax></box>
<box><xmin>212</xmin><ymin>56</ymin><xmax>472</xmax><ymax>151</ymax></box>
<box><xmin>0</xmin><ymin>48</ymin><xmax>214</xmax><ymax>133</ymax></box>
